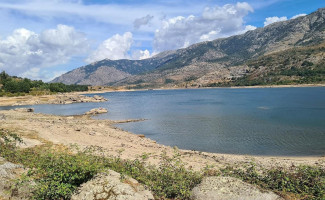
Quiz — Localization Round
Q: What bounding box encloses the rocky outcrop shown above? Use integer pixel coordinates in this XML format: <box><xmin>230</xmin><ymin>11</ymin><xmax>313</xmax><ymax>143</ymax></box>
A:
<box><xmin>47</xmin><ymin>94</ymin><xmax>107</xmax><ymax>104</ymax></box>
<box><xmin>191</xmin><ymin>176</ymin><xmax>283</xmax><ymax>200</ymax></box>
<box><xmin>85</xmin><ymin>107</ymin><xmax>108</xmax><ymax>115</ymax></box>
<box><xmin>9</xmin><ymin>94</ymin><xmax>107</xmax><ymax>106</ymax></box>
<box><xmin>71</xmin><ymin>170</ymin><xmax>154</xmax><ymax>200</ymax></box>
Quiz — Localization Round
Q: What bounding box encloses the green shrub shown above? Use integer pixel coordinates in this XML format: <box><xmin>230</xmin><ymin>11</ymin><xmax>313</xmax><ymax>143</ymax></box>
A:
<box><xmin>219</xmin><ymin>163</ymin><xmax>325</xmax><ymax>199</ymax></box>
<box><xmin>1</xmin><ymin>144</ymin><xmax>202</xmax><ymax>200</ymax></box>
<box><xmin>15</xmin><ymin>147</ymin><xmax>105</xmax><ymax>200</ymax></box>
<box><xmin>106</xmin><ymin>150</ymin><xmax>203</xmax><ymax>199</ymax></box>
<box><xmin>0</xmin><ymin>129</ymin><xmax>23</xmax><ymax>159</ymax></box>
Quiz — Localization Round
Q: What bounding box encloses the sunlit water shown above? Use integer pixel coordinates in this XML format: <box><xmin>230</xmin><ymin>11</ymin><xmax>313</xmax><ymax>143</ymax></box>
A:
<box><xmin>2</xmin><ymin>87</ymin><xmax>325</xmax><ymax>156</ymax></box>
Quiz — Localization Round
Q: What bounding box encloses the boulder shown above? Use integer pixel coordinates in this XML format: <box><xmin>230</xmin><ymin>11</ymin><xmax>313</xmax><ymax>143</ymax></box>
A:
<box><xmin>71</xmin><ymin>170</ymin><xmax>154</xmax><ymax>200</ymax></box>
<box><xmin>85</xmin><ymin>107</ymin><xmax>108</xmax><ymax>115</ymax></box>
<box><xmin>13</xmin><ymin>108</ymin><xmax>34</xmax><ymax>112</ymax></box>
<box><xmin>191</xmin><ymin>176</ymin><xmax>283</xmax><ymax>200</ymax></box>
<box><xmin>93</xmin><ymin>95</ymin><xmax>106</xmax><ymax>101</ymax></box>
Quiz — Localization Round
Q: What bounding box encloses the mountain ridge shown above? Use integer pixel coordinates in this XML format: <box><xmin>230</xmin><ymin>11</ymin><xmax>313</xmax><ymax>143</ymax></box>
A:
<box><xmin>52</xmin><ymin>8</ymin><xmax>325</xmax><ymax>87</ymax></box>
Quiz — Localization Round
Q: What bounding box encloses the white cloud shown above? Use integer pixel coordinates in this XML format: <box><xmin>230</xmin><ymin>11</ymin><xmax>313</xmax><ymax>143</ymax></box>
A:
<box><xmin>131</xmin><ymin>49</ymin><xmax>151</xmax><ymax>60</ymax></box>
<box><xmin>86</xmin><ymin>32</ymin><xmax>133</xmax><ymax>63</ymax></box>
<box><xmin>20</xmin><ymin>67</ymin><xmax>41</xmax><ymax>80</ymax></box>
<box><xmin>244</xmin><ymin>25</ymin><xmax>257</xmax><ymax>31</ymax></box>
<box><xmin>86</xmin><ymin>32</ymin><xmax>152</xmax><ymax>62</ymax></box>
<box><xmin>134</xmin><ymin>15</ymin><xmax>154</xmax><ymax>29</ymax></box>
<box><xmin>291</xmin><ymin>13</ymin><xmax>306</xmax><ymax>19</ymax></box>
<box><xmin>263</xmin><ymin>16</ymin><xmax>287</xmax><ymax>27</ymax></box>
<box><xmin>153</xmin><ymin>2</ymin><xmax>254</xmax><ymax>52</ymax></box>
<box><xmin>20</xmin><ymin>67</ymin><xmax>68</xmax><ymax>81</ymax></box>
<box><xmin>0</xmin><ymin>24</ymin><xmax>89</xmax><ymax>79</ymax></box>
<box><xmin>263</xmin><ymin>13</ymin><xmax>306</xmax><ymax>27</ymax></box>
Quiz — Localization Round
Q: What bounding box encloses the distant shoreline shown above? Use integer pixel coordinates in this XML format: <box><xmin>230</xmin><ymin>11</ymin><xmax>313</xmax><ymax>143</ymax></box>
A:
<box><xmin>80</xmin><ymin>83</ymin><xmax>325</xmax><ymax>94</ymax></box>
<box><xmin>0</xmin><ymin>83</ymin><xmax>324</xmax><ymax>106</ymax></box>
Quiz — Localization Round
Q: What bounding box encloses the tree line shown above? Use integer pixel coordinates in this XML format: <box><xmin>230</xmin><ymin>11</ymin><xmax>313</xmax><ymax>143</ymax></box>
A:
<box><xmin>0</xmin><ymin>71</ymin><xmax>88</xmax><ymax>95</ymax></box>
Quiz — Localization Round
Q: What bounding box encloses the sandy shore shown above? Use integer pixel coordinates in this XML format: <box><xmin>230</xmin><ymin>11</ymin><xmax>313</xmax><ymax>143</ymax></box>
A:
<box><xmin>0</xmin><ymin>109</ymin><xmax>323</xmax><ymax>171</ymax></box>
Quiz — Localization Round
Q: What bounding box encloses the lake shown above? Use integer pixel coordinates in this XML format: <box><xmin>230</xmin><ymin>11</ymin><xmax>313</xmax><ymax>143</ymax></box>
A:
<box><xmin>2</xmin><ymin>87</ymin><xmax>325</xmax><ymax>156</ymax></box>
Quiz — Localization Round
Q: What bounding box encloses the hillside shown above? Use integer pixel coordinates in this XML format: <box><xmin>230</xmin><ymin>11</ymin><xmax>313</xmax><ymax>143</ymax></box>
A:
<box><xmin>229</xmin><ymin>42</ymin><xmax>325</xmax><ymax>86</ymax></box>
<box><xmin>52</xmin><ymin>8</ymin><xmax>325</xmax><ymax>87</ymax></box>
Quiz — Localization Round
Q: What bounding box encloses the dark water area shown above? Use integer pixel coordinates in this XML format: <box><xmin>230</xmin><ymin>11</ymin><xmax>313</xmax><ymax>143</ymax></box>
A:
<box><xmin>2</xmin><ymin>87</ymin><xmax>325</xmax><ymax>156</ymax></box>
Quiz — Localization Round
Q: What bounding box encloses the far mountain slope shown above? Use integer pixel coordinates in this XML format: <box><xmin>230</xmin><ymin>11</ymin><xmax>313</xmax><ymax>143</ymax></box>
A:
<box><xmin>52</xmin><ymin>8</ymin><xmax>325</xmax><ymax>86</ymax></box>
<box><xmin>227</xmin><ymin>42</ymin><xmax>325</xmax><ymax>86</ymax></box>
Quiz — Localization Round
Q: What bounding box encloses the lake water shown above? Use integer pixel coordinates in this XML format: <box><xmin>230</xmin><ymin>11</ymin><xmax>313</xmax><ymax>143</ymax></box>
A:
<box><xmin>2</xmin><ymin>87</ymin><xmax>325</xmax><ymax>156</ymax></box>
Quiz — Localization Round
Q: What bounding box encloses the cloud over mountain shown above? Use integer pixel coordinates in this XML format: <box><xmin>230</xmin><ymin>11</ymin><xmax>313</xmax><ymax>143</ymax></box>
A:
<box><xmin>264</xmin><ymin>16</ymin><xmax>288</xmax><ymax>27</ymax></box>
<box><xmin>153</xmin><ymin>2</ymin><xmax>254</xmax><ymax>52</ymax></box>
<box><xmin>86</xmin><ymin>32</ymin><xmax>151</xmax><ymax>63</ymax></box>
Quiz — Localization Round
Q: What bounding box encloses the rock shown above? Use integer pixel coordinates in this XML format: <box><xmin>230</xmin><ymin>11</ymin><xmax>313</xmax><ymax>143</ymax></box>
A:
<box><xmin>13</xmin><ymin>108</ymin><xmax>34</xmax><ymax>112</ymax></box>
<box><xmin>0</xmin><ymin>157</ymin><xmax>32</xmax><ymax>200</ymax></box>
<box><xmin>191</xmin><ymin>176</ymin><xmax>283</xmax><ymax>200</ymax></box>
<box><xmin>0</xmin><ymin>114</ymin><xmax>6</xmax><ymax>120</ymax></box>
<box><xmin>138</xmin><ymin>134</ymin><xmax>146</xmax><ymax>138</ymax></box>
<box><xmin>48</xmin><ymin>94</ymin><xmax>107</xmax><ymax>105</ymax></box>
<box><xmin>0</xmin><ymin>162</ymin><xmax>23</xmax><ymax>178</ymax></box>
<box><xmin>85</xmin><ymin>107</ymin><xmax>108</xmax><ymax>115</ymax></box>
<box><xmin>93</xmin><ymin>95</ymin><xmax>105</xmax><ymax>101</ymax></box>
<box><xmin>71</xmin><ymin>170</ymin><xmax>154</xmax><ymax>200</ymax></box>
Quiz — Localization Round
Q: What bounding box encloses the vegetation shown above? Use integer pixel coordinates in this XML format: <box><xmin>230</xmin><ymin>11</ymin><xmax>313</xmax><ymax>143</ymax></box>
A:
<box><xmin>1</xmin><ymin>128</ymin><xmax>325</xmax><ymax>200</ymax></box>
<box><xmin>0</xmin><ymin>71</ymin><xmax>88</xmax><ymax>97</ymax></box>
<box><xmin>218</xmin><ymin>164</ymin><xmax>325</xmax><ymax>200</ymax></box>
<box><xmin>0</xmin><ymin>130</ymin><xmax>202</xmax><ymax>199</ymax></box>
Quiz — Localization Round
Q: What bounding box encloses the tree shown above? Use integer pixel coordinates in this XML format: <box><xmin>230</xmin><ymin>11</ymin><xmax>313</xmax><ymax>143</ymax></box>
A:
<box><xmin>0</xmin><ymin>71</ymin><xmax>10</xmax><ymax>84</ymax></box>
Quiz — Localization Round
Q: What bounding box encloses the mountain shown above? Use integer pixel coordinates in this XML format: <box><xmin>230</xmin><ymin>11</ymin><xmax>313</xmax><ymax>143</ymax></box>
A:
<box><xmin>52</xmin><ymin>8</ymin><xmax>325</xmax><ymax>87</ymax></box>
<box><xmin>212</xmin><ymin>42</ymin><xmax>325</xmax><ymax>87</ymax></box>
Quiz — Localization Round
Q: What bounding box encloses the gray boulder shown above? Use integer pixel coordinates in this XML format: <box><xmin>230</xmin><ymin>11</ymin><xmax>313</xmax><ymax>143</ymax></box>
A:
<box><xmin>85</xmin><ymin>107</ymin><xmax>108</xmax><ymax>115</ymax></box>
<box><xmin>71</xmin><ymin>170</ymin><xmax>154</xmax><ymax>200</ymax></box>
<box><xmin>191</xmin><ymin>176</ymin><xmax>283</xmax><ymax>200</ymax></box>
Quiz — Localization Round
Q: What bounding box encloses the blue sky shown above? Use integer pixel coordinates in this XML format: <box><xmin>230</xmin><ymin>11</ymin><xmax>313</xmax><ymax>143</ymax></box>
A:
<box><xmin>0</xmin><ymin>0</ymin><xmax>324</xmax><ymax>81</ymax></box>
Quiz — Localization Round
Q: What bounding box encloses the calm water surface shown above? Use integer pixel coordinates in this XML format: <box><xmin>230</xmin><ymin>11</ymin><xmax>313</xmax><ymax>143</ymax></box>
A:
<box><xmin>2</xmin><ymin>87</ymin><xmax>325</xmax><ymax>156</ymax></box>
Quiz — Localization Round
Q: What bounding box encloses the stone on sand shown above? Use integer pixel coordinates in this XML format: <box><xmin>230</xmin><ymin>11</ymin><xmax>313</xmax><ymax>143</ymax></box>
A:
<box><xmin>191</xmin><ymin>176</ymin><xmax>283</xmax><ymax>200</ymax></box>
<box><xmin>71</xmin><ymin>170</ymin><xmax>154</xmax><ymax>200</ymax></box>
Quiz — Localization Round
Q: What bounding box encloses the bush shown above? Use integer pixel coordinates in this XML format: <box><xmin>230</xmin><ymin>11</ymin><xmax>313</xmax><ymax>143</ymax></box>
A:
<box><xmin>1</xmin><ymin>144</ymin><xmax>202</xmax><ymax>200</ymax></box>
<box><xmin>219</xmin><ymin>164</ymin><xmax>325</xmax><ymax>199</ymax></box>
<box><xmin>106</xmin><ymin>150</ymin><xmax>203</xmax><ymax>199</ymax></box>
<box><xmin>24</xmin><ymin>148</ymin><xmax>104</xmax><ymax>200</ymax></box>
<box><xmin>0</xmin><ymin>129</ymin><xmax>23</xmax><ymax>160</ymax></box>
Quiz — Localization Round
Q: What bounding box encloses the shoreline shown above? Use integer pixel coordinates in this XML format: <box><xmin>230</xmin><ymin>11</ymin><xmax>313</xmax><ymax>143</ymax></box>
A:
<box><xmin>0</xmin><ymin>83</ymin><xmax>324</xmax><ymax>107</ymax></box>
<box><xmin>0</xmin><ymin>108</ymin><xmax>323</xmax><ymax>171</ymax></box>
